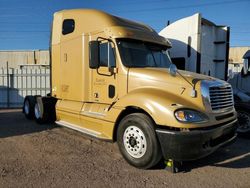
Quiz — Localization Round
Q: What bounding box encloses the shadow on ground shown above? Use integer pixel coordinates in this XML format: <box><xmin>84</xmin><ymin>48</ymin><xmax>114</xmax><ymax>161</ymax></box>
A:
<box><xmin>0</xmin><ymin>109</ymin><xmax>55</xmax><ymax>138</ymax></box>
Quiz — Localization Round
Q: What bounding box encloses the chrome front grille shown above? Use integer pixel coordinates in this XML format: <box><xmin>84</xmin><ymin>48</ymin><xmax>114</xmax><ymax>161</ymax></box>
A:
<box><xmin>209</xmin><ymin>85</ymin><xmax>234</xmax><ymax>111</ymax></box>
<box><xmin>201</xmin><ymin>80</ymin><xmax>234</xmax><ymax>113</ymax></box>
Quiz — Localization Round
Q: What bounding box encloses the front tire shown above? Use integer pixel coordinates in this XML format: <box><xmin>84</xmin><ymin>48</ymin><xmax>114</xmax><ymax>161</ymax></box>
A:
<box><xmin>117</xmin><ymin>113</ymin><xmax>162</xmax><ymax>169</ymax></box>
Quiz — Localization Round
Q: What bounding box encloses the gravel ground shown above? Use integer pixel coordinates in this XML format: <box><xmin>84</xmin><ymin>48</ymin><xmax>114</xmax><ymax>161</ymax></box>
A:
<box><xmin>0</xmin><ymin>109</ymin><xmax>250</xmax><ymax>188</ymax></box>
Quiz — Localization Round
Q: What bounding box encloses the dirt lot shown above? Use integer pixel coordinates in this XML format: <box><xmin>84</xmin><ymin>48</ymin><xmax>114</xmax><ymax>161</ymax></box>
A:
<box><xmin>0</xmin><ymin>109</ymin><xmax>250</xmax><ymax>188</ymax></box>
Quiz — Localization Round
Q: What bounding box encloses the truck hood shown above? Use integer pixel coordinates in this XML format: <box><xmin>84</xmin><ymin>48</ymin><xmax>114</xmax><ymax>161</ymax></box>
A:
<box><xmin>128</xmin><ymin>67</ymin><xmax>215</xmax><ymax>90</ymax></box>
<box><xmin>127</xmin><ymin>67</ymin><xmax>217</xmax><ymax>112</ymax></box>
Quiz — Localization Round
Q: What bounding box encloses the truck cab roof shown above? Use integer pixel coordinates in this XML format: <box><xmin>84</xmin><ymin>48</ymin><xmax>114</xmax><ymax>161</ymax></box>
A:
<box><xmin>52</xmin><ymin>9</ymin><xmax>171</xmax><ymax>47</ymax></box>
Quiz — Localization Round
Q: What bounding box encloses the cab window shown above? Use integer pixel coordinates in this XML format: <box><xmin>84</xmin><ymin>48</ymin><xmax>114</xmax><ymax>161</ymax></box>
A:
<box><xmin>99</xmin><ymin>42</ymin><xmax>116</xmax><ymax>67</ymax></box>
<box><xmin>62</xmin><ymin>19</ymin><xmax>75</xmax><ymax>35</ymax></box>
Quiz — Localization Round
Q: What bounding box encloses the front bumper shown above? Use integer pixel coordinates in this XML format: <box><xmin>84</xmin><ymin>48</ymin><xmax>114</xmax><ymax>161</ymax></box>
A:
<box><xmin>156</xmin><ymin>118</ymin><xmax>238</xmax><ymax>161</ymax></box>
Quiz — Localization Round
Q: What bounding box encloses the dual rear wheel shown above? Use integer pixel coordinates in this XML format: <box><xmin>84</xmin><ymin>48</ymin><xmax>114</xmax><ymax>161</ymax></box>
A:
<box><xmin>23</xmin><ymin>96</ymin><xmax>56</xmax><ymax>124</ymax></box>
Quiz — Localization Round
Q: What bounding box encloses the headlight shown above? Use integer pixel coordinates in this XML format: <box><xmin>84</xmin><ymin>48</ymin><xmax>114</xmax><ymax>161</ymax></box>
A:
<box><xmin>174</xmin><ymin>109</ymin><xmax>207</xmax><ymax>123</ymax></box>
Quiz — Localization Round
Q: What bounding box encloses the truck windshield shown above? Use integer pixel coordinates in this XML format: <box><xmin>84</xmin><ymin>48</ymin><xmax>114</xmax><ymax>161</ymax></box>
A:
<box><xmin>117</xmin><ymin>39</ymin><xmax>172</xmax><ymax>68</ymax></box>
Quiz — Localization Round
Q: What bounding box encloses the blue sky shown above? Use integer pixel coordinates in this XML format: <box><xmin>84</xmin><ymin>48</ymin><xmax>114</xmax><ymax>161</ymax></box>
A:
<box><xmin>0</xmin><ymin>0</ymin><xmax>250</xmax><ymax>50</ymax></box>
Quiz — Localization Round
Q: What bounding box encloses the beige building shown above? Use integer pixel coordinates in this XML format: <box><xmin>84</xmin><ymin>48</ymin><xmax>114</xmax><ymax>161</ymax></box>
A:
<box><xmin>0</xmin><ymin>50</ymin><xmax>49</xmax><ymax>68</ymax></box>
<box><xmin>229</xmin><ymin>47</ymin><xmax>250</xmax><ymax>72</ymax></box>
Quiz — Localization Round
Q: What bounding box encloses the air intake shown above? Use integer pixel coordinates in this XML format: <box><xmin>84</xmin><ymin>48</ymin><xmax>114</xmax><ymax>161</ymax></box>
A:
<box><xmin>209</xmin><ymin>85</ymin><xmax>234</xmax><ymax>111</ymax></box>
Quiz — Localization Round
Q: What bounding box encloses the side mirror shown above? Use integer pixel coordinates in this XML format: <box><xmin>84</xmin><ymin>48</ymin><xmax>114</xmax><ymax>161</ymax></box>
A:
<box><xmin>243</xmin><ymin>58</ymin><xmax>249</xmax><ymax>75</ymax></box>
<box><xmin>89</xmin><ymin>41</ymin><xmax>99</xmax><ymax>69</ymax></box>
<box><xmin>169</xmin><ymin>64</ymin><xmax>177</xmax><ymax>76</ymax></box>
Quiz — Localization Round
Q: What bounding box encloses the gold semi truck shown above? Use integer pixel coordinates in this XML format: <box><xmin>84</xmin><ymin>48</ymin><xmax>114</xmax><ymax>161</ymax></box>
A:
<box><xmin>23</xmin><ymin>9</ymin><xmax>237</xmax><ymax>171</ymax></box>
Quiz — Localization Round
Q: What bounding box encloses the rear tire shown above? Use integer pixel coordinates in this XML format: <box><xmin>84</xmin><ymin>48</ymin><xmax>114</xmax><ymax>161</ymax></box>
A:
<box><xmin>34</xmin><ymin>99</ymin><xmax>48</xmax><ymax>124</ymax></box>
<box><xmin>34</xmin><ymin>96</ymin><xmax>57</xmax><ymax>124</ymax></box>
<box><xmin>117</xmin><ymin>113</ymin><xmax>162</xmax><ymax>169</ymax></box>
<box><xmin>23</xmin><ymin>96</ymin><xmax>36</xmax><ymax>119</ymax></box>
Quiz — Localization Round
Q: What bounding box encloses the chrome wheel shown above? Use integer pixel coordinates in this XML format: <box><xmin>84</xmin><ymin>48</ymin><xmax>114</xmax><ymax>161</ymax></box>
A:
<box><xmin>123</xmin><ymin>125</ymin><xmax>147</xmax><ymax>158</ymax></box>
<box><xmin>34</xmin><ymin>103</ymin><xmax>41</xmax><ymax>119</ymax></box>
<box><xmin>237</xmin><ymin>111</ymin><xmax>250</xmax><ymax>133</ymax></box>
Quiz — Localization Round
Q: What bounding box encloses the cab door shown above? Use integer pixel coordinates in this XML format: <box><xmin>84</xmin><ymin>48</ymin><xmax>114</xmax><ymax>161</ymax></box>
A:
<box><xmin>92</xmin><ymin>41</ymin><xmax>118</xmax><ymax>104</ymax></box>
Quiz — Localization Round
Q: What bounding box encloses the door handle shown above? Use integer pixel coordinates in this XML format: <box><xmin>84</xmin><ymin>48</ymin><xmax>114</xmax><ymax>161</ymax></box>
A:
<box><xmin>94</xmin><ymin>92</ymin><xmax>99</xmax><ymax>98</ymax></box>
